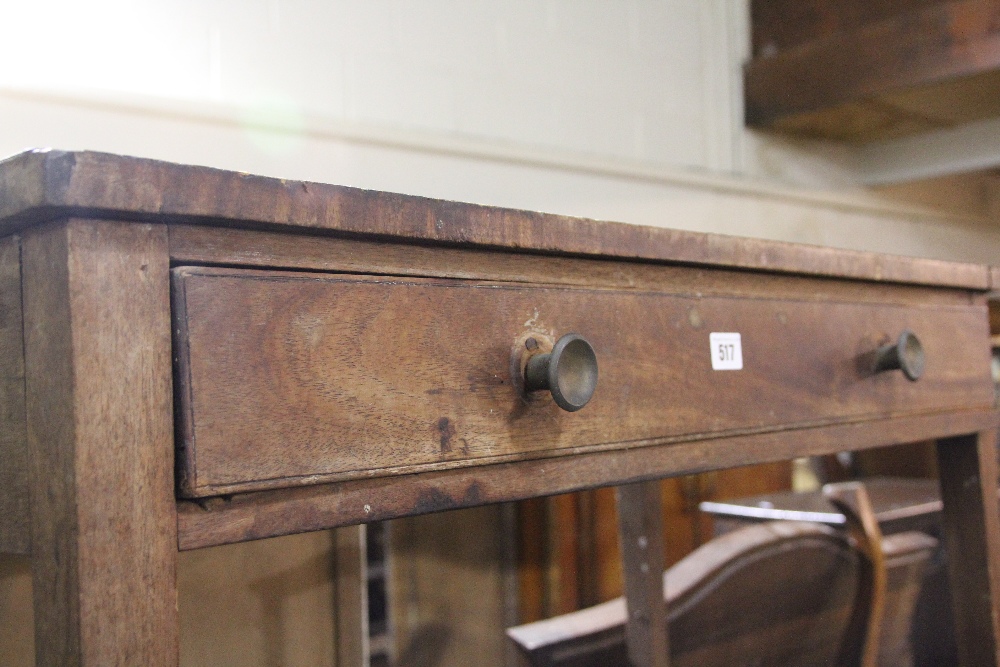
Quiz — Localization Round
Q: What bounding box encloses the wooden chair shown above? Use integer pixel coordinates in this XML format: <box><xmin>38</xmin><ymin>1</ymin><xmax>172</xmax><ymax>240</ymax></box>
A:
<box><xmin>507</xmin><ymin>483</ymin><xmax>938</xmax><ymax>667</ymax></box>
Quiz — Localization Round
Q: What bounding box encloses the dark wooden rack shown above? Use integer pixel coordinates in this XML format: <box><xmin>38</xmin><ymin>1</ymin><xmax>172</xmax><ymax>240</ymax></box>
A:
<box><xmin>745</xmin><ymin>0</ymin><xmax>1000</xmax><ymax>143</ymax></box>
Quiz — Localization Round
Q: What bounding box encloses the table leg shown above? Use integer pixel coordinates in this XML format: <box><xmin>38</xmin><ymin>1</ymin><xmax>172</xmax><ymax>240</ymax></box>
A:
<box><xmin>23</xmin><ymin>220</ymin><xmax>177</xmax><ymax>666</ymax></box>
<box><xmin>0</xmin><ymin>236</ymin><xmax>29</xmax><ymax>556</ymax></box>
<box><xmin>334</xmin><ymin>525</ymin><xmax>369</xmax><ymax>667</ymax></box>
<box><xmin>616</xmin><ymin>480</ymin><xmax>669</xmax><ymax>667</ymax></box>
<box><xmin>936</xmin><ymin>430</ymin><xmax>1000</xmax><ymax>667</ymax></box>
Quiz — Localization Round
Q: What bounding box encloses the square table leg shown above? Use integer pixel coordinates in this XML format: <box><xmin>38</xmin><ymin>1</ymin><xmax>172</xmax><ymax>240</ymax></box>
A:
<box><xmin>617</xmin><ymin>480</ymin><xmax>669</xmax><ymax>667</ymax></box>
<box><xmin>23</xmin><ymin>220</ymin><xmax>178</xmax><ymax>666</ymax></box>
<box><xmin>936</xmin><ymin>430</ymin><xmax>1000</xmax><ymax>667</ymax></box>
<box><xmin>334</xmin><ymin>525</ymin><xmax>369</xmax><ymax>667</ymax></box>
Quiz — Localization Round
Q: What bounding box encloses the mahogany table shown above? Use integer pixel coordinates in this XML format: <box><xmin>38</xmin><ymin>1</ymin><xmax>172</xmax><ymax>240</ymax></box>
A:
<box><xmin>0</xmin><ymin>150</ymin><xmax>998</xmax><ymax>666</ymax></box>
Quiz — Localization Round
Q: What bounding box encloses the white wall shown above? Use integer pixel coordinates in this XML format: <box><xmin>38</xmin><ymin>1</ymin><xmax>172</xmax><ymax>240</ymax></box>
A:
<box><xmin>1</xmin><ymin>0</ymin><xmax>736</xmax><ymax>168</ymax></box>
<box><xmin>1</xmin><ymin>1</ymin><xmax>998</xmax><ymax>261</ymax></box>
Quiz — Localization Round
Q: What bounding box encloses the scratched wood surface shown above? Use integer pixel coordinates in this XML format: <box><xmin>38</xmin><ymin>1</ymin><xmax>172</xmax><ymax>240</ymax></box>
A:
<box><xmin>22</xmin><ymin>220</ymin><xmax>177</xmax><ymax>666</ymax></box>
<box><xmin>0</xmin><ymin>149</ymin><xmax>991</xmax><ymax>290</ymax></box>
<box><xmin>173</xmin><ymin>266</ymin><xmax>992</xmax><ymax>497</ymax></box>
<box><xmin>0</xmin><ymin>236</ymin><xmax>28</xmax><ymax>555</ymax></box>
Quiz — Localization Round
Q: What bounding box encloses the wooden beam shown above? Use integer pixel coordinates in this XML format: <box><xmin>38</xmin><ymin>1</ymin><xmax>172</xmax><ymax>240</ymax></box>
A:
<box><xmin>177</xmin><ymin>409</ymin><xmax>997</xmax><ymax>551</ymax></box>
<box><xmin>751</xmin><ymin>0</ymin><xmax>954</xmax><ymax>55</ymax></box>
<box><xmin>746</xmin><ymin>0</ymin><xmax>1000</xmax><ymax>127</ymax></box>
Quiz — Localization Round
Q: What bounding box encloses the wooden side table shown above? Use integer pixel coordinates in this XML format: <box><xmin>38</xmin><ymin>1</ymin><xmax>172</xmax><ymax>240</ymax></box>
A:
<box><xmin>1</xmin><ymin>150</ymin><xmax>999</xmax><ymax>666</ymax></box>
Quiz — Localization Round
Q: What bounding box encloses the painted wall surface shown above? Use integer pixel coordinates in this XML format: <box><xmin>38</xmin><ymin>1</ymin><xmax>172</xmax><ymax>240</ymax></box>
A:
<box><xmin>1</xmin><ymin>1</ymin><xmax>998</xmax><ymax>258</ymax></box>
<box><xmin>1</xmin><ymin>2</ymin><xmax>997</xmax><ymax>666</ymax></box>
<box><xmin>0</xmin><ymin>1</ymin><xmax>735</xmax><ymax>168</ymax></box>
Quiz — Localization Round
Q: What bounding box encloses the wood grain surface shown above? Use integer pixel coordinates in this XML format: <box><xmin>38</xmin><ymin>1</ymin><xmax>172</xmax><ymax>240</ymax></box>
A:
<box><xmin>0</xmin><ymin>149</ymin><xmax>990</xmax><ymax>289</ymax></box>
<box><xmin>0</xmin><ymin>236</ymin><xmax>28</xmax><ymax>555</ymax></box>
<box><xmin>168</xmin><ymin>225</ymin><xmax>976</xmax><ymax>308</ymax></box>
<box><xmin>173</xmin><ymin>266</ymin><xmax>992</xmax><ymax>497</ymax></box>
<box><xmin>176</xmin><ymin>407</ymin><xmax>997</xmax><ymax>550</ymax></box>
<box><xmin>22</xmin><ymin>220</ymin><xmax>177</xmax><ymax>666</ymax></box>
<box><xmin>0</xmin><ymin>151</ymin><xmax>996</xmax><ymax>665</ymax></box>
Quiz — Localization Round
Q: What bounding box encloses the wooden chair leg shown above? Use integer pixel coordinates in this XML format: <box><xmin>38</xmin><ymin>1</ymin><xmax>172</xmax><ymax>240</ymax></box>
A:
<box><xmin>824</xmin><ymin>481</ymin><xmax>887</xmax><ymax>667</ymax></box>
<box><xmin>936</xmin><ymin>431</ymin><xmax>1000</xmax><ymax>667</ymax></box>
<box><xmin>616</xmin><ymin>480</ymin><xmax>669</xmax><ymax>667</ymax></box>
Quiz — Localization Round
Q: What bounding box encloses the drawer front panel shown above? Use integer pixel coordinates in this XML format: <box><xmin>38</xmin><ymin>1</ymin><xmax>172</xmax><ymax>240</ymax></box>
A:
<box><xmin>173</xmin><ymin>267</ymin><xmax>992</xmax><ymax>497</ymax></box>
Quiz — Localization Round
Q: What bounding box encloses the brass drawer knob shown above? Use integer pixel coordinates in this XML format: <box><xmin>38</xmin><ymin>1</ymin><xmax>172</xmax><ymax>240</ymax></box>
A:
<box><xmin>524</xmin><ymin>333</ymin><xmax>598</xmax><ymax>412</ymax></box>
<box><xmin>874</xmin><ymin>330</ymin><xmax>924</xmax><ymax>381</ymax></box>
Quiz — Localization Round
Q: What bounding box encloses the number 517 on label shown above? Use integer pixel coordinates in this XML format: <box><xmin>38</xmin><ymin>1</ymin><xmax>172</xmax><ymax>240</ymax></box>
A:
<box><xmin>709</xmin><ymin>332</ymin><xmax>743</xmax><ymax>370</ymax></box>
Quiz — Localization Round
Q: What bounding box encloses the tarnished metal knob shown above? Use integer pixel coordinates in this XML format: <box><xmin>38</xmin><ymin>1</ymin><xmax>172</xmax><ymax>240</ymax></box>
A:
<box><xmin>524</xmin><ymin>333</ymin><xmax>598</xmax><ymax>412</ymax></box>
<box><xmin>874</xmin><ymin>330</ymin><xmax>924</xmax><ymax>381</ymax></box>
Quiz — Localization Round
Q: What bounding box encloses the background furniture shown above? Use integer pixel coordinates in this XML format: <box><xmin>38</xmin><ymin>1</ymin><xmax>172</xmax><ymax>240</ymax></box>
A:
<box><xmin>744</xmin><ymin>0</ymin><xmax>1000</xmax><ymax>185</ymax></box>
<box><xmin>0</xmin><ymin>150</ymin><xmax>998</xmax><ymax>666</ymax></box>
<box><xmin>701</xmin><ymin>476</ymin><xmax>959</xmax><ymax>666</ymax></box>
<box><xmin>517</xmin><ymin>461</ymin><xmax>792</xmax><ymax>623</ymax></box>
<box><xmin>701</xmin><ymin>476</ymin><xmax>942</xmax><ymax>536</ymax></box>
<box><xmin>508</xmin><ymin>495</ymin><xmax>937</xmax><ymax>667</ymax></box>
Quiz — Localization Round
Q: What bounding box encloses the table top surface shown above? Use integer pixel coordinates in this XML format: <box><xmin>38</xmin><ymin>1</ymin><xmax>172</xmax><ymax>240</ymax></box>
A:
<box><xmin>0</xmin><ymin>148</ymin><xmax>993</xmax><ymax>290</ymax></box>
<box><xmin>699</xmin><ymin>476</ymin><xmax>942</xmax><ymax>525</ymax></box>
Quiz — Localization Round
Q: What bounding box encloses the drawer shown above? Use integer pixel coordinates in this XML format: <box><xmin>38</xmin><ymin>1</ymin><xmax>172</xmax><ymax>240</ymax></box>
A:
<box><xmin>172</xmin><ymin>267</ymin><xmax>993</xmax><ymax>497</ymax></box>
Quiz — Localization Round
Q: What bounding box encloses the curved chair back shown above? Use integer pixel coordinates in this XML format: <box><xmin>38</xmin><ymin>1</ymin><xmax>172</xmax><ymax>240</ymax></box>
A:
<box><xmin>507</xmin><ymin>518</ymin><xmax>936</xmax><ymax>667</ymax></box>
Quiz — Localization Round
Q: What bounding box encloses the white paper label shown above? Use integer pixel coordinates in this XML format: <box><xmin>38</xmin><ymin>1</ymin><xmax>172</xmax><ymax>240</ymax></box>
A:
<box><xmin>710</xmin><ymin>332</ymin><xmax>743</xmax><ymax>370</ymax></box>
